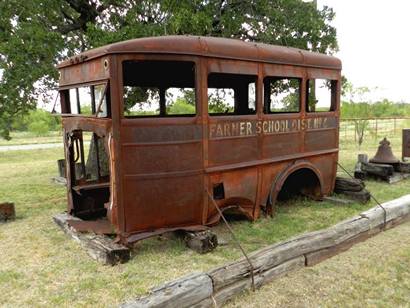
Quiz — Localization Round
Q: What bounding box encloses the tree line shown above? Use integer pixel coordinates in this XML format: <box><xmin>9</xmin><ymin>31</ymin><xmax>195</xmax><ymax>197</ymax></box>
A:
<box><xmin>341</xmin><ymin>100</ymin><xmax>410</xmax><ymax>119</ymax></box>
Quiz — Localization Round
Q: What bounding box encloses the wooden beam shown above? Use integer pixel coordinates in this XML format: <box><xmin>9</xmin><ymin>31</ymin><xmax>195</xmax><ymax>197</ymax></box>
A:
<box><xmin>119</xmin><ymin>194</ymin><xmax>410</xmax><ymax>307</ymax></box>
<box><xmin>53</xmin><ymin>213</ymin><xmax>130</xmax><ymax>265</ymax></box>
<box><xmin>121</xmin><ymin>273</ymin><xmax>213</xmax><ymax>308</ymax></box>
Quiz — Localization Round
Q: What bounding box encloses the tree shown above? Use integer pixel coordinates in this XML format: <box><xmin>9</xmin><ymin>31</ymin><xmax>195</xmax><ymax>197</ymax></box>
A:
<box><xmin>341</xmin><ymin>86</ymin><xmax>373</xmax><ymax>148</ymax></box>
<box><xmin>0</xmin><ymin>0</ymin><xmax>338</xmax><ymax>139</ymax></box>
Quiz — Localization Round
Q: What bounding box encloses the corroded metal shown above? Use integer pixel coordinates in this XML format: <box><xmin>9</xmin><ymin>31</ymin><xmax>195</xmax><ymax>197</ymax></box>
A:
<box><xmin>0</xmin><ymin>202</ymin><xmax>15</xmax><ymax>222</ymax></box>
<box><xmin>370</xmin><ymin>137</ymin><xmax>400</xmax><ymax>164</ymax></box>
<box><xmin>57</xmin><ymin>36</ymin><xmax>342</xmax><ymax>245</ymax></box>
<box><xmin>403</xmin><ymin>129</ymin><xmax>410</xmax><ymax>160</ymax></box>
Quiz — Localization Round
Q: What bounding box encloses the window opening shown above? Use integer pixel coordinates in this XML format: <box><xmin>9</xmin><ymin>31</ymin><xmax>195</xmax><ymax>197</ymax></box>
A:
<box><xmin>208</xmin><ymin>73</ymin><xmax>256</xmax><ymax>116</ymax></box>
<box><xmin>68</xmin><ymin>130</ymin><xmax>110</xmax><ymax>220</ymax></box>
<box><xmin>306</xmin><ymin>79</ymin><xmax>336</xmax><ymax>112</ymax></box>
<box><xmin>70</xmin><ymin>131</ymin><xmax>109</xmax><ymax>184</ymax></box>
<box><xmin>264</xmin><ymin>77</ymin><xmax>301</xmax><ymax>113</ymax></box>
<box><xmin>122</xmin><ymin>61</ymin><xmax>196</xmax><ymax>117</ymax></box>
<box><xmin>66</xmin><ymin>83</ymin><xmax>109</xmax><ymax>117</ymax></box>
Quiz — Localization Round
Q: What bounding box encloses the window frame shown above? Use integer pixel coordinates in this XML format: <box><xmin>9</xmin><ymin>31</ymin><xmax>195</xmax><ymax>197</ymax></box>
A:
<box><xmin>59</xmin><ymin>80</ymin><xmax>110</xmax><ymax>118</ymax></box>
<box><xmin>263</xmin><ymin>76</ymin><xmax>302</xmax><ymax>114</ymax></box>
<box><xmin>305</xmin><ymin>78</ymin><xmax>338</xmax><ymax>113</ymax></box>
<box><xmin>207</xmin><ymin>72</ymin><xmax>258</xmax><ymax>117</ymax></box>
<box><xmin>120</xmin><ymin>58</ymin><xmax>198</xmax><ymax>119</ymax></box>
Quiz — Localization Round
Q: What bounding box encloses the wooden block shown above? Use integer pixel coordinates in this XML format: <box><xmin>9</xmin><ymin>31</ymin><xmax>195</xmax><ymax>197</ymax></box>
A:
<box><xmin>338</xmin><ymin>189</ymin><xmax>370</xmax><ymax>204</ymax></box>
<box><xmin>183</xmin><ymin>230</ymin><xmax>218</xmax><ymax>254</ymax></box>
<box><xmin>57</xmin><ymin>159</ymin><xmax>66</xmax><ymax>177</ymax></box>
<box><xmin>357</xmin><ymin>154</ymin><xmax>368</xmax><ymax>164</ymax></box>
<box><xmin>121</xmin><ymin>273</ymin><xmax>213</xmax><ymax>308</ymax></box>
<box><xmin>51</xmin><ymin>176</ymin><xmax>67</xmax><ymax>186</ymax></box>
<box><xmin>397</xmin><ymin>162</ymin><xmax>410</xmax><ymax>173</ymax></box>
<box><xmin>354</xmin><ymin>170</ymin><xmax>367</xmax><ymax>180</ymax></box>
<box><xmin>362</xmin><ymin>162</ymin><xmax>394</xmax><ymax>178</ymax></box>
<box><xmin>0</xmin><ymin>202</ymin><xmax>15</xmax><ymax>222</ymax></box>
<box><xmin>334</xmin><ymin>177</ymin><xmax>365</xmax><ymax>192</ymax></box>
<box><xmin>53</xmin><ymin>213</ymin><xmax>130</xmax><ymax>265</ymax></box>
<box><xmin>387</xmin><ymin>172</ymin><xmax>410</xmax><ymax>184</ymax></box>
<box><xmin>323</xmin><ymin>196</ymin><xmax>354</xmax><ymax>205</ymax></box>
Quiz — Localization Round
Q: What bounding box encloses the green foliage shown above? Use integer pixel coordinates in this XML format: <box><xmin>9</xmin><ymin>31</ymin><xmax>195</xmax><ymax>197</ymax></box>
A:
<box><xmin>123</xmin><ymin>87</ymin><xmax>155</xmax><ymax>114</ymax></box>
<box><xmin>340</xmin><ymin>84</ymin><xmax>410</xmax><ymax>147</ymax></box>
<box><xmin>11</xmin><ymin>109</ymin><xmax>60</xmax><ymax>135</ymax></box>
<box><xmin>167</xmin><ymin>98</ymin><xmax>195</xmax><ymax>115</ymax></box>
<box><xmin>281</xmin><ymin>93</ymin><xmax>300</xmax><ymax>112</ymax></box>
<box><xmin>341</xmin><ymin>100</ymin><xmax>410</xmax><ymax>119</ymax></box>
<box><xmin>208</xmin><ymin>89</ymin><xmax>234</xmax><ymax>113</ymax></box>
<box><xmin>0</xmin><ymin>0</ymin><xmax>338</xmax><ymax>139</ymax></box>
<box><xmin>272</xmin><ymin>79</ymin><xmax>300</xmax><ymax>112</ymax></box>
<box><xmin>181</xmin><ymin>89</ymin><xmax>195</xmax><ymax>106</ymax></box>
<box><xmin>27</xmin><ymin>121</ymin><xmax>50</xmax><ymax>136</ymax></box>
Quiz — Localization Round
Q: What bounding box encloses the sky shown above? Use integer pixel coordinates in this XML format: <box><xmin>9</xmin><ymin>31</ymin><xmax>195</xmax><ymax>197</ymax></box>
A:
<box><xmin>317</xmin><ymin>0</ymin><xmax>410</xmax><ymax>102</ymax></box>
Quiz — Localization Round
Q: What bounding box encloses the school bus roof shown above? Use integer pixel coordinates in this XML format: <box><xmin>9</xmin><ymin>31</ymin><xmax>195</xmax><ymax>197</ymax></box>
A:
<box><xmin>57</xmin><ymin>35</ymin><xmax>342</xmax><ymax>70</ymax></box>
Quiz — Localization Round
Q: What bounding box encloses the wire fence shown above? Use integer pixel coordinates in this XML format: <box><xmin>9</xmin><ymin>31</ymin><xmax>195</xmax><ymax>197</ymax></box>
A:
<box><xmin>339</xmin><ymin>117</ymin><xmax>410</xmax><ymax>142</ymax></box>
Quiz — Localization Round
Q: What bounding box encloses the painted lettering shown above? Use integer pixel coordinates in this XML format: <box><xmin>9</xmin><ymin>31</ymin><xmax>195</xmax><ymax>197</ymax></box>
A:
<box><xmin>208</xmin><ymin>117</ymin><xmax>333</xmax><ymax>138</ymax></box>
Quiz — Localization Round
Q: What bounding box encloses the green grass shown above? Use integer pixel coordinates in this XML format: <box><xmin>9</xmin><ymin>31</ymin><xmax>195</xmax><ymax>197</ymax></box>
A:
<box><xmin>0</xmin><ymin>131</ymin><xmax>62</xmax><ymax>146</ymax></box>
<box><xmin>0</xmin><ymin>129</ymin><xmax>409</xmax><ymax>307</ymax></box>
<box><xmin>228</xmin><ymin>222</ymin><xmax>410</xmax><ymax>307</ymax></box>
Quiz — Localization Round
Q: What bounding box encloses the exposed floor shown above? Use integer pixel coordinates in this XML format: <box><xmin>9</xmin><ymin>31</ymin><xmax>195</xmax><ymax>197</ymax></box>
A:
<box><xmin>227</xmin><ymin>222</ymin><xmax>410</xmax><ymax>307</ymax></box>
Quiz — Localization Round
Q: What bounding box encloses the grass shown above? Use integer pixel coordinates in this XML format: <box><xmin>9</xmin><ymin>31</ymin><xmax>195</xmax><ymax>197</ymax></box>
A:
<box><xmin>0</xmin><ymin>129</ymin><xmax>410</xmax><ymax>307</ymax></box>
<box><xmin>227</xmin><ymin>222</ymin><xmax>410</xmax><ymax>307</ymax></box>
<box><xmin>0</xmin><ymin>131</ymin><xmax>62</xmax><ymax>146</ymax></box>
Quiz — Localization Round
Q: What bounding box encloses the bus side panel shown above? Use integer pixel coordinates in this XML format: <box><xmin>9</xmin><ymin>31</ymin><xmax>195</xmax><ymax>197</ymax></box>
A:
<box><xmin>259</xmin><ymin>161</ymin><xmax>291</xmax><ymax>207</ymax></box>
<box><xmin>206</xmin><ymin>167</ymin><xmax>258</xmax><ymax>220</ymax></box>
<box><xmin>262</xmin><ymin>132</ymin><xmax>303</xmax><ymax>157</ymax></box>
<box><xmin>208</xmin><ymin>137</ymin><xmax>258</xmax><ymax>166</ymax></box>
<box><xmin>120</xmin><ymin>123</ymin><xmax>204</xmax><ymax>233</ymax></box>
<box><xmin>123</xmin><ymin>175</ymin><xmax>203</xmax><ymax>230</ymax></box>
<box><xmin>308</xmin><ymin>154</ymin><xmax>337</xmax><ymax>194</ymax></box>
<box><xmin>304</xmin><ymin>129</ymin><xmax>338</xmax><ymax>152</ymax></box>
<box><xmin>121</xmin><ymin>143</ymin><xmax>202</xmax><ymax>174</ymax></box>
<box><xmin>304</xmin><ymin>116</ymin><xmax>339</xmax><ymax>152</ymax></box>
<box><xmin>259</xmin><ymin>153</ymin><xmax>337</xmax><ymax>209</ymax></box>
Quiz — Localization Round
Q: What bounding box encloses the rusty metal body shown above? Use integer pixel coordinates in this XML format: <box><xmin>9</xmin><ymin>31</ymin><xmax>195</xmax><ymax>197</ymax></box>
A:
<box><xmin>403</xmin><ymin>129</ymin><xmax>410</xmax><ymax>160</ymax></box>
<box><xmin>57</xmin><ymin>36</ymin><xmax>342</xmax><ymax>245</ymax></box>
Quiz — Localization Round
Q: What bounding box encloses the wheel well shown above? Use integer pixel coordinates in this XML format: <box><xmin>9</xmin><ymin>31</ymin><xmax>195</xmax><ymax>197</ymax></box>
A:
<box><xmin>277</xmin><ymin>168</ymin><xmax>322</xmax><ymax>201</ymax></box>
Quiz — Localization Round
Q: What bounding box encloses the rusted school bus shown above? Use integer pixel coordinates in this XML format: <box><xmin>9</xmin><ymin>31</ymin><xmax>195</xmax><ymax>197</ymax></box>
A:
<box><xmin>57</xmin><ymin>36</ymin><xmax>341</xmax><ymax>244</ymax></box>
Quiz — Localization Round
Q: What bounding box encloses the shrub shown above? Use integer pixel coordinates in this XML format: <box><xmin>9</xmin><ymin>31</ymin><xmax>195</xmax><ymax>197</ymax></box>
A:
<box><xmin>13</xmin><ymin>109</ymin><xmax>60</xmax><ymax>135</ymax></box>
